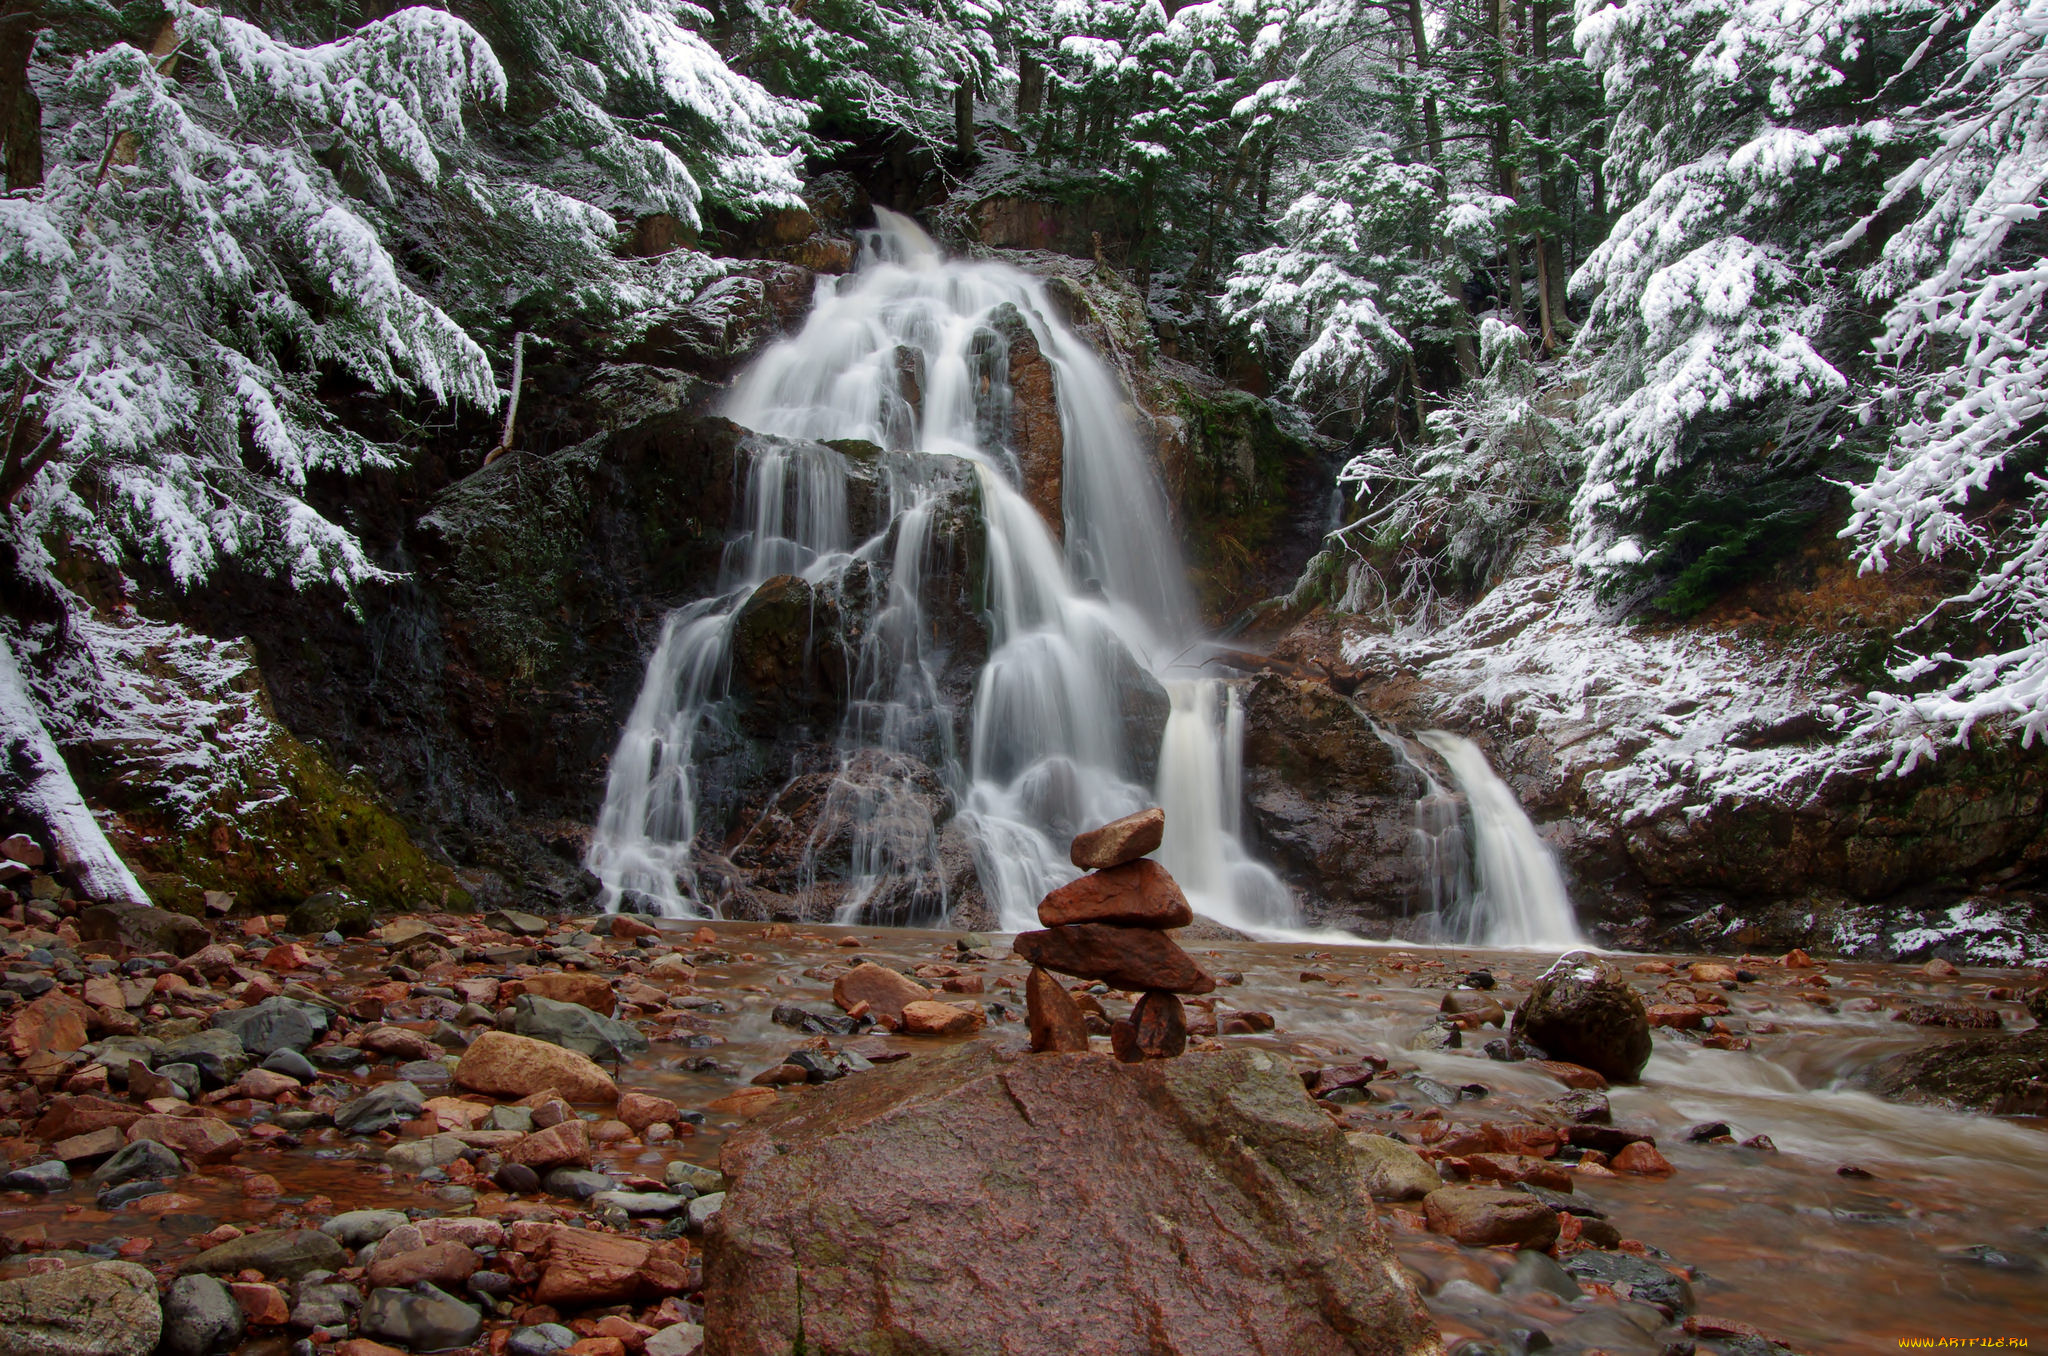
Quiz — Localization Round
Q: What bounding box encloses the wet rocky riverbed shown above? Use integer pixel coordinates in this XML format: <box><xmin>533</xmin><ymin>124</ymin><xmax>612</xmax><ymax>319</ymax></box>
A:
<box><xmin>1</xmin><ymin>896</ymin><xmax>2043</xmax><ymax>1356</ymax></box>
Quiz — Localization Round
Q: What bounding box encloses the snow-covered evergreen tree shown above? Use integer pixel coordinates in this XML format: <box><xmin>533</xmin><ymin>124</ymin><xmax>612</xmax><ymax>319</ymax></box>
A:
<box><xmin>0</xmin><ymin>0</ymin><xmax>806</xmax><ymax>599</ymax></box>
<box><xmin>1835</xmin><ymin>0</ymin><xmax>2048</xmax><ymax>765</ymax></box>
<box><xmin>1563</xmin><ymin>0</ymin><xmax>1925</xmax><ymax>609</ymax></box>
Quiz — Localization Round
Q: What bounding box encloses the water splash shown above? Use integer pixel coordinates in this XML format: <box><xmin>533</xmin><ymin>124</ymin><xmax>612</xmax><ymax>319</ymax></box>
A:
<box><xmin>591</xmin><ymin>209</ymin><xmax>1291</xmax><ymax>931</ymax></box>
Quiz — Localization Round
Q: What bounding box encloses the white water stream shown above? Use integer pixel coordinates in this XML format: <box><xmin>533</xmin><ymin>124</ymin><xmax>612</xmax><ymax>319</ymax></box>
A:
<box><xmin>589</xmin><ymin>211</ymin><xmax>1292</xmax><ymax>932</ymax></box>
<box><xmin>1417</xmin><ymin>730</ymin><xmax>1585</xmax><ymax>948</ymax></box>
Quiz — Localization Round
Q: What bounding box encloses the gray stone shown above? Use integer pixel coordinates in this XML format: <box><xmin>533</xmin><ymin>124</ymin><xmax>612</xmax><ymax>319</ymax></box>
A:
<box><xmin>644</xmin><ymin>1322</ymin><xmax>706</xmax><ymax>1356</ymax></box>
<box><xmin>487</xmin><ymin>910</ymin><xmax>550</xmax><ymax>936</ymax></box>
<box><xmin>1344</xmin><ymin>1131</ymin><xmax>1442</xmax><ymax>1201</ymax></box>
<box><xmin>664</xmin><ymin>1161</ymin><xmax>726</xmax><ymax>1195</ymax></box>
<box><xmin>91</xmin><ymin>1139</ymin><xmax>181</xmax><ymax>1189</ymax></box>
<box><xmin>488</xmin><ymin>1105</ymin><xmax>534</xmax><ymax>1134</ymax></box>
<box><xmin>321</xmin><ymin>1210</ymin><xmax>410</xmax><ymax>1248</ymax></box>
<box><xmin>92</xmin><ymin>1036</ymin><xmax>162</xmax><ymax>1084</ymax></box>
<box><xmin>1505</xmin><ymin>1249</ymin><xmax>1583</xmax><ymax>1301</ymax></box>
<box><xmin>2</xmin><ymin>1160</ymin><xmax>70</xmax><ymax>1192</ymax></box>
<box><xmin>211</xmin><ymin>997</ymin><xmax>328</xmax><ymax>1056</ymax></box>
<box><xmin>512</xmin><ymin>994</ymin><xmax>649</xmax><ymax>1062</ymax></box>
<box><xmin>178</xmin><ymin>1229</ymin><xmax>346</xmax><ymax>1281</ymax></box>
<box><xmin>1562</xmin><ymin>1250</ymin><xmax>1694</xmax><ymax>1315</ymax></box>
<box><xmin>592</xmin><ymin>1190</ymin><xmax>688</xmax><ymax>1216</ymax></box>
<box><xmin>685</xmin><ymin>1191</ymin><xmax>725</xmax><ymax>1234</ymax></box>
<box><xmin>0</xmin><ymin>1259</ymin><xmax>162</xmax><ymax>1356</ymax></box>
<box><xmin>155</xmin><ymin>1063</ymin><xmax>202</xmax><ymax>1097</ymax></box>
<box><xmin>98</xmin><ymin>1180</ymin><xmax>171</xmax><ymax>1209</ymax></box>
<box><xmin>335</xmin><ymin>1080</ymin><xmax>426</xmax><ymax>1135</ymax></box>
<box><xmin>159</xmin><ymin>1030</ymin><xmax>248</xmax><ymax>1087</ymax></box>
<box><xmin>261</xmin><ymin>1048</ymin><xmax>318</xmax><ymax>1081</ymax></box>
<box><xmin>289</xmin><ymin>1281</ymin><xmax>359</xmax><ymax>1330</ymax></box>
<box><xmin>398</xmin><ymin>1058</ymin><xmax>455</xmax><ymax>1086</ymax></box>
<box><xmin>386</xmin><ymin>1135</ymin><xmax>467</xmax><ymax>1174</ymax></box>
<box><xmin>360</xmin><ymin>1283</ymin><xmax>482</xmax><ymax>1352</ymax></box>
<box><xmin>161</xmin><ymin>1275</ymin><xmax>244</xmax><ymax>1356</ymax></box>
<box><xmin>540</xmin><ymin>1168</ymin><xmax>614</xmax><ymax>1201</ymax></box>
<box><xmin>507</xmin><ymin>1322</ymin><xmax>579</xmax><ymax>1356</ymax></box>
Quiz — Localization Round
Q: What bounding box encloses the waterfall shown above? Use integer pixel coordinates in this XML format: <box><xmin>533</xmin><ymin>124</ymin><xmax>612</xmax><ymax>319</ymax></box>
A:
<box><xmin>1415</xmin><ymin>730</ymin><xmax>1584</xmax><ymax>948</ymax></box>
<box><xmin>589</xmin><ymin>209</ymin><xmax>1292</xmax><ymax>931</ymax></box>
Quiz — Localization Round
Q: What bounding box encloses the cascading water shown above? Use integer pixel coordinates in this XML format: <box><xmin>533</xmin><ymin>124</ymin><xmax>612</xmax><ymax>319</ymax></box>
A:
<box><xmin>590</xmin><ymin>209</ymin><xmax>1293</xmax><ymax>932</ymax></box>
<box><xmin>1414</xmin><ymin>730</ymin><xmax>1584</xmax><ymax>948</ymax></box>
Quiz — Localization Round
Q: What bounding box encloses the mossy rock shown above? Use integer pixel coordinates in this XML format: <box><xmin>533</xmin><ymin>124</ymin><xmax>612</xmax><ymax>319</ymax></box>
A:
<box><xmin>288</xmin><ymin>890</ymin><xmax>377</xmax><ymax>937</ymax></box>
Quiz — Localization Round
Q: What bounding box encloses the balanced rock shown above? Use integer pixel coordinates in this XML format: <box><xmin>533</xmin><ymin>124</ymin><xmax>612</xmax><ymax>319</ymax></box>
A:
<box><xmin>1069</xmin><ymin>807</ymin><xmax>1165</xmax><ymax>870</ymax></box>
<box><xmin>1511</xmin><ymin>952</ymin><xmax>1653</xmax><ymax>1083</ymax></box>
<box><xmin>1037</xmin><ymin>859</ymin><xmax>1192</xmax><ymax>929</ymax></box>
<box><xmin>1013</xmin><ymin>924</ymin><xmax>1215</xmax><ymax>994</ymax></box>
<box><xmin>706</xmin><ymin>1042</ymin><xmax>1437</xmax><ymax>1355</ymax></box>
<box><xmin>1024</xmin><ymin>967</ymin><xmax>1090</xmax><ymax>1053</ymax></box>
<box><xmin>1131</xmin><ymin>990</ymin><xmax>1187</xmax><ymax>1059</ymax></box>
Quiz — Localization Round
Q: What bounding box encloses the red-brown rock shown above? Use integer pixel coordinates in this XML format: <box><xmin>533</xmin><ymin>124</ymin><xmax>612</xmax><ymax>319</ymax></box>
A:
<box><xmin>1012</xmin><ymin>925</ymin><xmax>1215</xmax><ymax>994</ymax></box>
<box><xmin>1024</xmin><ymin>967</ymin><xmax>1090</xmax><ymax>1053</ymax></box>
<box><xmin>36</xmin><ymin>1095</ymin><xmax>141</xmax><ymax>1141</ymax></box>
<box><xmin>513</xmin><ymin>973</ymin><xmax>615</xmax><ymax>1013</ymax></box>
<box><xmin>1131</xmin><ymin>991</ymin><xmax>1186</xmax><ymax>1059</ymax></box>
<box><xmin>899</xmin><ymin>1001</ymin><xmax>984</xmax><ymax>1037</ymax></box>
<box><xmin>1529</xmin><ymin>1060</ymin><xmax>1609</xmax><ymax>1090</ymax></box>
<box><xmin>1037</xmin><ymin>859</ymin><xmax>1192</xmax><ymax>929</ymax></box>
<box><xmin>229</xmin><ymin>1281</ymin><xmax>290</xmax><ymax>1326</ymax></box>
<box><xmin>455</xmin><ymin>1031</ymin><xmax>617</xmax><ymax>1103</ymax></box>
<box><xmin>366</xmin><ymin>1241</ymin><xmax>482</xmax><ymax>1289</ymax></box>
<box><xmin>705</xmin><ymin>1042</ymin><xmax>1437</xmax><ymax>1355</ymax></box>
<box><xmin>1422</xmin><ymin>1185</ymin><xmax>1561</xmax><ymax>1248</ymax></box>
<box><xmin>830</xmin><ymin>963</ymin><xmax>931</xmax><ymax>1024</ymax></box>
<box><xmin>528</xmin><ymin>1226</ymin><xmax>694</xmax><ymax>1307</ymax></box>
<box><xmin>1068</xmin><ymin>808</ymin><xmax>1165</xmax><ymax>871</ymax></box>
<box><xmin>507</xmin><ymin>1118</ymin><xmax>592</xmax><ymax>1170</ymax></box>
<box><xmin>128</xmin><ymin>1114</ymin><xmax>241</xmax><ymax>1162</ymax></box>
<box><xmin>1612</xmin><ymin>1141</ymin><xmax>1675</xmax><ymax>1175</ymax></box>
<box><xmin>618</xmin><ymin>1092</ymin><xmax>681</xmax><ymax>1131</ymax></box>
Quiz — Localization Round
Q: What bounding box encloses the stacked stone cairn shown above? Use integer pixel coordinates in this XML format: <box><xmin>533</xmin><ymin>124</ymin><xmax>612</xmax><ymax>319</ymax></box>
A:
<box><xmin>1013</xmin><ymin>807</ymin><xmax>1214</xmax><ymax>1062</ymax></box>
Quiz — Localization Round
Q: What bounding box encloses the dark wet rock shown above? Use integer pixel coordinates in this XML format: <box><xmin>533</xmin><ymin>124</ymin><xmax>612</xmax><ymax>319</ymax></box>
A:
<box><xmin>1506</xmin><ymin>1249</ymin><xmax>1582</xmax><ymax>1301</ymax></box>
<box><xmin>2</xmin><ymin>1159</ymin><xmax>70</xmax><ymax>1192</ymax></box>
<box><xmin>287</xmin><ymin>892</ymin><xmax>376</xmax><ymax>938</ymax></box>
<box><xmin>178</xmin><ymin>1229</ymin><xmax>346</xmax><ymax>1281</ymax></box>
<box><xmin>98</xmin><ymin>1180</ymin><xmax>171</xmax><ymax>1208</ymax></box>
<box><xmin>1852</xmin><ymin>1029</ymin><xmax>2048</xmax><ymax>1115</ymax></box>
<box><xmin>977</xmin><ymin>302</ymin><xmax>1064</xmax><ymax>536</ymax></box>
<box><xmin>210</xmin><ymin>997</ymin><xmax>328</xmax><ymax>1055</ymax></box>
<box><xmin>542</xmin><ymin>1168</ymin><xmax>615</xmax><ymax>1201</ymax></box>
<box><xmin>262</xmin><ymin>1048</ymin><xmax>317</xmax><ymax>1080</ymax></box>
<box><xmin>1686</xmin><ymin>1120</ymin><xmax>1733</xmax><ymax>1142</ymax></box>
<box><xmin>507</xmin><ymin>995</ymin><xmax>643</xmax><ymax>1065</ymax></box>
<box><xmin>361</xmin><ymin>1283</ymin><xmax>482</xmax><ymax>1352</ymax></box>
<box><xmin>335</xmin><ymin>1080</ymin><xmax>427</xmax><ymax>1135</ymax></box>
<box><xmin>158</xmin><ymin>1030</ymin><xmax>249</xmax><ymax>1087</ymax></box>
<box><xmin>1545</xmin><ymin>1089</ymin><xmax>1613</xmax><ymax>1125</ymax></box>
<box><xmin>0</xmin><ymin>1260</ymin><xmax>162</xmax><ymax>1356</ymax></box>
<box><xmin>1937</xmin><ymin>1243</ymin><xmax>2040</xmax><ymax>1272</ymax></box>
<box><xmin>1561</xmin><ymin>1251</ymin><xmax>1694</xmax><ymax>1315</ymax></box>
<box><xmin>161</xmin><ymin>1275</ymin><xmax>244</xmax><ymax>1356</ymax></box>
<box><xmin>707</xmin><ymin>1042</ymin><xmax>1436</xmax><ymax>1354</ymax></box>
<box><xmin>1511</xmin><ymin>953</ymin><xmax>1653</xmax><ymax>1083</ymax></box>
<box><xmin>76</xmin><ymin>904</ymin><xmax>211</xmax><ymax>958</ymax></box>
<box><xmin>495</xmin><ymin>1162</ymin><xmax>541</xmax><ymax>1194</ymax></box>
<box><xmin>508</xmin><ymin>1322</ymin><xmax>580</xmax><ymax>1356</ymax></box>
<box><xmin>322</xmin><ymin>1210</ymin><xmax>409</xmax><ymax>1248</ymax></box>
<box><xmin>91</xmin><ymin>1139</ymin><xmax>181</xmax><ymax>1188</ymax></box>
<box><xmin>1241</xmin><ymin>675</ymin><xmax>1425</xmax><ymax>932</ymax></box>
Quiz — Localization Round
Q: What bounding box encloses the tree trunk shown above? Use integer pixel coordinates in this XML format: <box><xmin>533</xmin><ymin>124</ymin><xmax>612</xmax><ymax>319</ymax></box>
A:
<box><xmin>1019</xmin><ymin>51</ymin><xmax>1044</xmax><ymax>120</ymax></box>
<box><xmin>1408</xmin><ymin>0</ymin><xmax>1474</xmax><ymax>374</ymax></box>
<box><xmin>0</xmin><ymin>0</ymin><xmax>42</xmax><ymax>189</ymax></box>
<box><xmin>1529</xmin><ymin>0</ymin><xmax>1571</xmax><ymax>343</ymax></box>
<box><xmin>1491</xmin><ymin>0</ymin><xmax>1524</xmax><ymax>331</ymax></box>
<box><xmin>954</xmin><ymin>78</ymin><xmax>975</xmax><ymax>161</ymax></box>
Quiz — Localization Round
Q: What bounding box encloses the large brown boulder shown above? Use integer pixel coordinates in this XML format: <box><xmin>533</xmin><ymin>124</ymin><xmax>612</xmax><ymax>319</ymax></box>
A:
<box><xmin>704</xmin><ymin>1041</ymin><xmax>1438</xmax><ymax>1355</ymax></box>
<box><xmin>454</xmin><ymin>1031</ymin><xmax>617</xmax><ymax>1103</ymax></box>
<box><xmin>1037</xmin><ymin>858</ymin><xmax>1191</xmax><ymax>928</ymax></box>
<box><xmin>1511</xmin><ymin>953</ymin><xmax>1654</xmax><ymax>1083</ymax></box>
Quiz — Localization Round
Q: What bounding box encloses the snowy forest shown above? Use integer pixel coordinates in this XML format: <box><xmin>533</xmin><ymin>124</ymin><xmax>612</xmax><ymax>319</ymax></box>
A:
<box><xmin>3</xmin><ymin>4</ymin><xmax>2048</xmax><ymax>1355</ymax></box>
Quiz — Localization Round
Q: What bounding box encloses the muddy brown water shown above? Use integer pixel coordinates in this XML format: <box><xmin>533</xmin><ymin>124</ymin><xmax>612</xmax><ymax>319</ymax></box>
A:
<box><xmin>3</xmin><ymin>921</ymin><xmax>2043</xmax><ymax>1354</ymax></box>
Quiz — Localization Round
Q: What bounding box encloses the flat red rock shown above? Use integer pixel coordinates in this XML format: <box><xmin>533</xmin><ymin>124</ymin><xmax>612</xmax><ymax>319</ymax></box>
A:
<box><xmin>1012</xmin><ymin>925</ymin><xmax>1215</xmax><ymax>994</ymax></box>
<box><xmin>1025</xmin><ymin>967</ymin><xmax>1090</xmax><ymax>1053</ymax></box>
<box><xmin>1068</xmin><ymin>807</ymin><xmax>1165</xmax><ymax>870</ymax></box>
<box><xmin>1036</xmin><ymin>859</ymin><xmax>1192</xmax><ymax>929</ymax></box>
